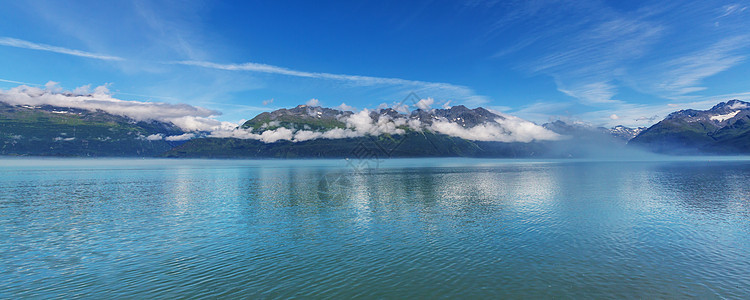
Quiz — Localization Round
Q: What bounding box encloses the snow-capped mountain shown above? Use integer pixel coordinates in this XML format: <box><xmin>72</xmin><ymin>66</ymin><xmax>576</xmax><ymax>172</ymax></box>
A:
<box><xmin>662</xmin><ymin>100</ymin><xmax>749</xmax><ymax>127</ymax></box>
<box><xmin>608</xmin><ymin>125</ymin><xmax>646</xmax><ymax>141</ymax></box>
<box><xmin>630</xmin><ymin>100</ymin><xmax>750</xmax><ymax>154</ymax></box>
<box><xmin>542</xmin><ymin>120</ymin><xmax>645</xmax><ymax>142</ymax></box>
<box><xmin>236</xmin><ymin>104</ymin><xmax>561</xmax><ymax>143</ymax></box>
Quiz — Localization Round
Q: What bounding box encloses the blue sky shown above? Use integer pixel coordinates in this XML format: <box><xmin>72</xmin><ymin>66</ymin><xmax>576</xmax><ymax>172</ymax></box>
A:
<box><xmin>1</xmin><ymin>0</ymin><xmax>749</xmax><ymax>127</ymax></box>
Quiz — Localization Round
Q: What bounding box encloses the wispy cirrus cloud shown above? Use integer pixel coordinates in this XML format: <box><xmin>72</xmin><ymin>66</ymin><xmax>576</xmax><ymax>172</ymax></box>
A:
<box><xmin>531</xmin><ymin>17</ymin><xmax>663</xmax><ymax>76</ymax></box>
<box><xmin>0</xmin><ymin>37</ymin><xmax>123</xmax><ymax>61</ymax></box>
<box><xmin>492</xmin><ymin>0</ymin><xmax>750</xmax><ymax>116</ymax></box>
<box><xmin>171</xmin><ymin>60</ymin><xmax>491</xmax><ymax>105</ymax></box>
<box><xmin>647</xmin><ymin>35</ymin><xmax>748</xmax><ymax>97</ymax></box>
<box><xmin>172</xmin><ymin>60</ymin><xmax>461</xmax><ymax>89</ymax></box>
<box><xmin>0</xmin><ymin>78</ymin><xmax>41</xmax><ymax>86</ymax></box>
<box><xmin>574</xmin><ymin>94</ymin><xmax>750</xmax><ymax>128</ymax></box>
<box><xmin>556</xmin><ymin>81</ymin><xmax>621</xmax><ymax>105</ymax></box>
<box><xmin>516</xmin><ymin>91</ymin><xmax>750</xmax><ymax>128</ymax></box>
<box><xmin>529</xmin><ymin>16</ymin><xmax>664</xmax><ymax>104</ymax></box>
<box><xmin>719</xmin><ymin>4</ymin><xmax>747</xmax><ymax>18</ymax></box>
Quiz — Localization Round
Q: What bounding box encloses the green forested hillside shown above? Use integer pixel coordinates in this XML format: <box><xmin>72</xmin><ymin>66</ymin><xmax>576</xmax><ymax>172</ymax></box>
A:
<box><xmin>0</xmin><ymin>102</ymin><xmax>184</xmax><ymax>156</ymax></box>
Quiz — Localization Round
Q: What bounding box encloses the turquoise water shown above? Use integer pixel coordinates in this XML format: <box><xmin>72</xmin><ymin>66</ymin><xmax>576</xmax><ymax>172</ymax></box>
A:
<box><xmin>1</xmin><ymin>157</ymin><xmax>749</xmax><ymax>298</ymax></box>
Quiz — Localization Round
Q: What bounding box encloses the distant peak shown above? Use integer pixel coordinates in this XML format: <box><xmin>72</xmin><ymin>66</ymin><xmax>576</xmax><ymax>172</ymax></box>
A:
<box><xmin>711</xmin><ymin>99</ymin><xmax>749</xmax><ymax>111</ymax></box>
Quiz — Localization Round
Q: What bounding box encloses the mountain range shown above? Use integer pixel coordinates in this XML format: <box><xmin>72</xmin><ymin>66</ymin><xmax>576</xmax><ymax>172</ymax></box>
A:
<box><xmin>165</xmin><ymin>104</ymin><xmax>650</xmax><ymax>158</ymax></box>
<box><xmin>168</xmin><ymin>104</ymin><xmax>556</xmax><ymax>158</ymax></box>
<box><xmin>630</xmin><ymin>100</ymin><xmax>750</xmax><ymax>154</ymax></box>
<box><xmin>1</xmin><ymin>99</ymin><xmax>748</xmax><ymax>157</ymax></box>
<box><xmin>0</xmin><ymin>101</ymin><xmax>185</xmax><ymax>156</ymax></box>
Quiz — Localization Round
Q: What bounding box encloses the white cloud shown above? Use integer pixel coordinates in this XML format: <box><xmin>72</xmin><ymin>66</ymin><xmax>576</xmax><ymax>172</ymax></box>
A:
<box><xmin>0</xmin><ymin>83</ymin><xmax>625</xmax><ymax>145</ymax></box>
<box><xmin>44</xmin><ymin>81</ymin><xmax>63</xmax><ymax>93</ymax></box>
<box><xmin>0</xmin><ymin>37</ymin><xmax>123</xmax><ymax>61</ymax></box>
<box><xmin>336</xmin><ymin>102</ymin><xmax>355</xmax><ymax>111</ymax></box>
<box><xmin>167</xmin><ymin>116</ymin><xmax>235</xmax><ymax>132</ymax></box>
<box><xmin>729</xmin><ymin>101</ymin><xmax>748</xmax><ymax>109</ymax></box>
<box><xmin>208</xmin><ymin>126</ymin><xmax>362</xmax><ymax>143</ymax></box>
<box><xmin>165</xmin><ymin>133</ymin><xmax>195</xmax><ymax>141</ymax></box>
<box><xmin>574</xmin><ymin>94</ymin><xmax>750</xmax><ymax>127</ymax></box>
<box><xmin>256</xmin><ymin>127</ymin><xmax>294</xmax><ymax>143</ymax></box>
<box><xmin>648</xmin><ymin>36</ymin><xmax>748</xmax><ymax>97</ymax></box>
<box><xmin>146</xmin><ymin>134</ymin><xmax>164</xmax><ymax>141</ymax></box>
<box><xmin>94</xmin><ymin>84</ymin><xmax>112</xmax><ymax>95</ymax></box>
<box><xmin>262</xmin><ymin>98</ymin><xmax>274</xmax><ymax>105</ymax></box>
<box><xmin>294</xmin><ymin>128</ymin><xmax>361</xmax><ymax>142</ymax></box>
<box><xmin>415</xmin><ymin>98</ymin><xmax>434</xmax><ymax>110</ymax></box>
<box><xmin>171</xmin><ymin>60</ymin><xmax>491</xmax><ymax>105</ymax></box>
<box><xmin>489</xmin><ymin>105</ymin><xmax>512</xmax><ymax>112</ymax></box>
<box><xmin>720</xmin><ymin>4</ymin><xmax>748</xmax><ymax>18</ymax></box>
<box><xmin>0</xmin><ymin>78</ymin><xmax>38</xmax><ymax>86</ymax></box>
<box><xmin>508</xmin><ymin>2</ymin><xmax>748</xmax><ymax>110</ymax></box>
<box><xmin>609</xmin><ymin>114</ymin><xmax>620</xmax><ymax>120</ymax></box>
<box><xmin>557</xmin><ymin>81</ymin><xmax>621</xmax><ymax>104</ymax></box>
<box><xmin>516</xmin><ymin>10</ymin><xmax>664</xmax><ymax>106</ymax></box>
<box><xmin>393</xmin><ymin>103</ymin><xmax>410</xmax><ymax>113</ymax></box>
<box><xmin>531</xmin><ymin>17</ymin><xmax>663</xmax><ymax>78</ymax></box>
<box><xmin>346</xmin><ymin>110</ymin><xmax>377</xmax><ymax>134</ymax></box>
<box><xmin>72</xmin><ymin>84</ymin><xmax>92</xmax><ymax>95</ymax></box>
<box><xmin>306</xmin><ymin>98</ymin><xmax>320</xmax><ymax>106</ymax></box>
<box><xmin>429</xmin><ymin>115</ymin><xmax>560</xmax><ymax>143</ymax></box>
<box><xmin>211</xmin><ymin>107</ymin><xmax>559</xmax><ymax>144</ymax></box>
<box><xmin>0</xmin><ymin>84</ymin><xmax>221</xmax><ymax>131</ymax></box>
<box><xmin>511</xmin><ymin>101</ymin><xmax>576</xmax><ymax>124</ymax></box>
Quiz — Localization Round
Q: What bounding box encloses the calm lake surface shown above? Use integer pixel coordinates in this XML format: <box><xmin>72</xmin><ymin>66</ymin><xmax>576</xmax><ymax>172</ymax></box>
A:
<box><xmin>1</xmin><ymin>157</ymin><xmax>749</xmax><ymax>298</ymax></box>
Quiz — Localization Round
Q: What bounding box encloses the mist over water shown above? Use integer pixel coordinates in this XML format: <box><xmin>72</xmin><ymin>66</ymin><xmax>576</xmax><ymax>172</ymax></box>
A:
<box><xmin>1</xmin><ymin>158</ymin><xmax>749</xmax><ymax>298</ymax></box>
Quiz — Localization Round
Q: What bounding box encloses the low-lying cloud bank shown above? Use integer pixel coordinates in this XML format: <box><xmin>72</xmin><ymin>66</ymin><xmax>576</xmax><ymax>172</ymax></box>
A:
<box><xmin>209</xmin><ymin>109</ymin><xmax>561</xmax><ymax>143</ymax></box>
<box><xmin>208</xmin><ymin>109</ymin><xmax>428</xmax><ymax>143</ymax></box>
<box><xmin>0</xmin><ymin>83</ymin><xmax>560</xmax><ymax>143</ymax></box>
<box><xmin>0</xmin><ymin>83</ymin><xmax>236</xmax><ymax>133</ymax></box>
<box><xmin>429</xmin><ymin>114</ymin><xmax>561</xmax><ymax>143</ymax></box>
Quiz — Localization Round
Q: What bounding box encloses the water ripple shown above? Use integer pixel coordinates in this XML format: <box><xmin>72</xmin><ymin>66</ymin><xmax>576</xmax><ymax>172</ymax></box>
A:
<box><xmin>1</xmin><ymin>158</ymin><xmax>750</xmax><ymax>298</ymax></box>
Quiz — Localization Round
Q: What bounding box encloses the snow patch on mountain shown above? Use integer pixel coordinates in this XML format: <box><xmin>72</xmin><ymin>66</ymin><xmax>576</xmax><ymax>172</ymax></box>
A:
<box><xmin>710</xmin><ymin>110</ymin><xmax>740</xmax><ymax>122</ymax></box>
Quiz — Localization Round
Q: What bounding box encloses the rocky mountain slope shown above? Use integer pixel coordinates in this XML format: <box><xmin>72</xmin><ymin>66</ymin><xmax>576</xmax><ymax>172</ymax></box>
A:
<box><xmin>168</xmin><ymin>105</ymin><xmax>638</xmax><ymax>158</ymax></box>
<box><xmin>629</xmin><ymin>100</ymin><xmax>750</xmax><ymax>154</ymax></box>
<box><xmin>0</xmin><ymin>101</ymin><xmax>186</xmax><ymax>156</ymax></box>
<box><xmin>3</xmin><ymin>98</ymin><xmax>748</xmax><ymax>157</ymax></box>
<box><xmin>241</xmin><ymin>105</ymin><xmax>352</xmax><ymax>133</ymax></box>
<box><xmin>541</xmin><ymin>120</ymin><xmax>645</xmax><ymax>142</ymax></box>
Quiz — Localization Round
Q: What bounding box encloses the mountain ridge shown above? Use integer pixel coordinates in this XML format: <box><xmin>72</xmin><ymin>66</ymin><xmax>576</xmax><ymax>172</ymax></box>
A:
<box><xmin>1</xmin><ymin>98</ymin><xmax>748</xmax><ymax>157</ymax></box>
<box><xmin>0</xmin><ymin>100</ymin><xmax>187</xmax><ymax>156</ymax></box>
<box><xmin>629</xmin><ymin>99</ymin><xmax>750</xmax><ymax>154</ymax></box>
